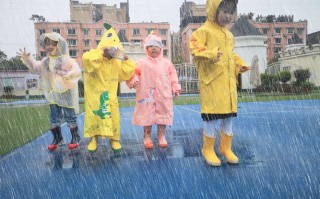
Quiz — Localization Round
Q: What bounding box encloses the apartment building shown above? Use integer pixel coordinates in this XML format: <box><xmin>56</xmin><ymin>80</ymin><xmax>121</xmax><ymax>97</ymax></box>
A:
<box><xmin>70</xmin><ymin>0</ymin><xmax>129</xmax><ymax>23</ymax></box>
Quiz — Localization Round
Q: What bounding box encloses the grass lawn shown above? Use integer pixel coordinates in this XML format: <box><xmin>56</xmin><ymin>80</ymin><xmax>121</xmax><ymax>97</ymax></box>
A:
<box><xmin>1</xmin><ymin>92</ymin><xmax>319</xmax><ymax>156</ymax></box>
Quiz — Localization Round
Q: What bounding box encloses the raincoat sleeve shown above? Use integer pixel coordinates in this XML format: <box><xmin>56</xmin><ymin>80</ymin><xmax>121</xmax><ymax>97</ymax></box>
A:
<box><xmin>126</xmin><ymin>63</ymin><xmax>141</xmax><ymax>88</ymax></box>
<box><xmin>189</xmin><ymin>30</ymin><xmax>219</xmax><ymax>61</ymax></box>
<box><xmin>233</xmin><ymin>53</ymin><xmax>249</xmax><ymax>76</ymax></box>
<box><xmin>168</xmin><ymin>62</ymin><xmax>181</xmax><ymax>93</ymax></box>
<box><xmin>20</xmin><ymin>55</ymin><xmax>44</xmax><ymax>74</ymax></box>
<box><xmin>64</xmin><ymin>58</ymin><xmax>82</xmax><ymax>84</ymax></box>
<box><xmin>82</xmin><ymin>49</ymin><xmax>104</xmax><ymax>73</ymax></box>
<box><xmin>118</xmin><ymin>59</ymin><xmax>135</xmax><ymax>82</ymax></box>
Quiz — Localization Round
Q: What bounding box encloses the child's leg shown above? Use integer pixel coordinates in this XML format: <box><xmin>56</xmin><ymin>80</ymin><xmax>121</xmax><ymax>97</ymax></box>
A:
<box><xmin>143</xmin><ymin>126</ymin><xmax>153</xmax><ymax>149</ymax></box>
<box><xmin>218</xmin><ymin>118</ymin><xmax>238</xmax><ymax>164</ymax></box>
<box><xmin>202</xmin><ymin>120</ymin><xmax>221</xmax><ymax>166</ymax></box>
<box><xmin>157</xmin><ymin>124</ymin><xmax>167</xmax><ymax>148</ymax></box>
<box><xmin>63</xmin><ymin>107</ymin><xmax>80</xmax><ymax>150</ymax></box>
<box><xmin>48</xmin><ymin>104</ymin><xmax>64</xmax><ymax>151</ymax></box>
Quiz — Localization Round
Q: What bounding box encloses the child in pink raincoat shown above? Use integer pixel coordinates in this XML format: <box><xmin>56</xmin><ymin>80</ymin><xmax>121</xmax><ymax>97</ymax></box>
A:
<box><xmin>127</xmin><ymin>32</ymin><xmax>181</xmax><ymax>149</ymax></box>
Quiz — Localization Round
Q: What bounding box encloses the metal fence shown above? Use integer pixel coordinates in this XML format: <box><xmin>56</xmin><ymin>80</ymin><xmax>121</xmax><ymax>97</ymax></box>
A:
<box><xmin>175</xmin><ymin>63</ymin><xmax>199</xmax><ymax>94</ymax></box>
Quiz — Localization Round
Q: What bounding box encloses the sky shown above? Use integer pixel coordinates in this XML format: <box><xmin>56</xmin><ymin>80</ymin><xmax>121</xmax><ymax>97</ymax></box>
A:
<box><xmin>0</xmin><ymin>0</ymin><xmax>319</xmax><ymax>58</ymax></box>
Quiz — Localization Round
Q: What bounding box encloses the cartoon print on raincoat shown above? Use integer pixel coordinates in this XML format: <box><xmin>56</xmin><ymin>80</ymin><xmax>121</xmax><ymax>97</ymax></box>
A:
<box><xmin>127</xmin><ymin>32</ymin><xmax>181</xmax><ymax>126</ymax></box>
<box><xmin>189</xmin><ymin>0</ymin><xmax>248</xmax><ymax>116</ymax></box>
<box><xmin>20</xmin><ymin>32</ymin><xmax>81</xmax><ymax>113</ymax></box>
<box><xmin>82</xmin><ymin>23</ymin><xmax>135</xmax><ymax>139</ymax></box>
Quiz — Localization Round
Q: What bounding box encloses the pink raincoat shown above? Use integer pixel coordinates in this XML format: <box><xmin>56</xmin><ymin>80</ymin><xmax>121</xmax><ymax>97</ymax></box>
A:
<box><xmin>128</xmin><ymin>34</ymin><xmax>181</xmax><ymax>126</ymax></box>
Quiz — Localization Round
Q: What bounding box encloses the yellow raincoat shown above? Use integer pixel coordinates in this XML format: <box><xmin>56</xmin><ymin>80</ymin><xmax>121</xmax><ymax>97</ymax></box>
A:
<box><xmin>189</xmin><ymin>0</ymin><xmax>248</xmax><ymax>115</ymax></box>
<box><xmin>82</xmin><ymin>23</ymin><xmax>135</xmax><ymax>140</ymax></box>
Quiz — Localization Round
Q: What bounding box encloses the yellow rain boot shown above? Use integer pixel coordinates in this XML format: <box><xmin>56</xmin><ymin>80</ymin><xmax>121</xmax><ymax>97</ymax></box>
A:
<box><xmin>218</xmin><ymin>131</ymin><xmax>239</xmax><ymax>164</ymax></box>
<box><xmin>202</xmin><ymin>133</ymin><xmax>221</xmax><ymax>166</ymax></box>
<box><xmin>110</xmin><ymin>139</ymin><xmax>122</xmax><ymax>152</ymax></box>
<box><xmin>87</xmin><ymin>136</ymin><xmax>98</xmax><ymax>153</ymax></box>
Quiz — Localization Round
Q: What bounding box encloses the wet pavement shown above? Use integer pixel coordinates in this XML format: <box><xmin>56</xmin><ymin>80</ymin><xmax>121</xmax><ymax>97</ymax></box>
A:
<box><xmin>1</xmin><ymin>100</ymin><xmax>320</xmax><ymax>198</ymax></box>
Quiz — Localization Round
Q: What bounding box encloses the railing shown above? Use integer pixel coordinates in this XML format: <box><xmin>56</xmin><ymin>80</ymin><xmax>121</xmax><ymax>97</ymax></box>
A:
<box><xmin>175</xmin><ymin>63</ymin><xmax>199</xmax><ymax>94</ymax></box>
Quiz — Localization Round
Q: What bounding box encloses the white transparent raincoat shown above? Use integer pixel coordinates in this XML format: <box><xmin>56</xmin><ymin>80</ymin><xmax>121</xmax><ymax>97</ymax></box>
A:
<box><xmin>20</xmin><ymin>32</ymin><xmax>81</xmax><ymax>113</ymax></box>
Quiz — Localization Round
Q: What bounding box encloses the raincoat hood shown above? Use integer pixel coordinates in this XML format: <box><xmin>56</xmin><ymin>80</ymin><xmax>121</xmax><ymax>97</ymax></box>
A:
<box><xmin>97</xmin><ymin>23</ymin><xmax>124</xmax><ymax>58</ymax></box>
<box><xmin>206</xmin><ymin>0</ymin><xmax>222</xmax><ymax>23</ymax></box>
<box><xmin>143</xmin><ymin>32</ymin><xmax>163</xmax><ymax>59</ymax></box>
<box><xmin>39</xmin><ymin>32</ymin><xmax>69</xmax><ymax>56</ymax></box>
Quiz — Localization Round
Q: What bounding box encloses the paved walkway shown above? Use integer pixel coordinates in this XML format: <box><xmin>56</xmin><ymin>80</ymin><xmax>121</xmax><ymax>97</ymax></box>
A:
<box><xmin>1</xmin><ymin>100</ymin><xmax>320</xmax><ymax>198</ymax></box>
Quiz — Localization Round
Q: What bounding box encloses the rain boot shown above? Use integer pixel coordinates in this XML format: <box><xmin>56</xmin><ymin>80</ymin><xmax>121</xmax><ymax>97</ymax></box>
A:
<box><xmin>110</xmin><ymin>139</ymin><xmax>122</xmax><ymax>152</ymax></box>
<box><xmin>143</xmin><ymin>129</ymin><xmax>153</xmax><ymax>149</ymax></box>
<box><xmin>218</xmin><ymin>131</ymin><xmax>239</xmax><ymax>164</ymax></box>
<box><xmin>68</xmin><ymin>126</ymin><xmax>80</xmax><ymax>150</ymax></box>
<box><xmin>87</xmin><ymin>136</ymin><xmax>98</xmax><ymax>153</ymax></box>
<box><xmin>157</xmin><ymin>127</ymin><xmax>168</xmax><ymax>148</ymax></box>
<box><xmin>48</xmin><ymin>126</ymin><xmax>64</xmax><ymax>151</ymax></box>
<box><xmin>202</xmin><ymin>133</ymin><xmax>221</xmax><ymax>166</ymax></box>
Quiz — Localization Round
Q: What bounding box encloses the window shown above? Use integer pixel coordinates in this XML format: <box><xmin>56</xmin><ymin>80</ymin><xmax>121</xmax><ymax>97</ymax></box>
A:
<box><xmin>84</xmin><ymin>39</ymin><xmax>89</xmax><ymax>47</ymax></box>
<box><xmin>96</xmin><ymin>40</ymin><xmax>100</xmax><ymax>45</ymax></box>
<box><xmin>96</xmin><ymin>29</ymin><xmax>102</xmax><ymax>36</ymax></box>
<box><xmin>274</xmin><ymin>47</ymin><xmax>282</xmax><ymax>53</ymax></box>
<box><xmin>68</xmin><ymin>28</ymin><xmax>76</xmax><ymax>35</ymax></box>
<box><xmin>39</xmin><ymin>29</ymin><xmax>45</xmax><ymax>35</ymax></box>
<box><xmin>283</xmin><ymin>66</ymin><xmax>290</xmax><ymax>71</ymax></box>
<box><xmin>163</xmin><ymin>50</ymin><xmax>168</xmax><ymax>56</ymax></box>
<box><xmin>133</xmin><ymin>28</ymin><xmax>140</xmax><ymax>35</ymax></box>
<box><xmin>146</xmin><ymin>28</ymin><xmax>154</xmax><ymax>34</ymax></box>
<box><xmin>262</xmin><ymin>28</ymin><xmax>268</xmax><ymax>34</ymax></box>
<box><xmin>26</xmin><ymin>79</ymin><xmax>38</xmax><ymax>89</ymax></box>
<box><xmin>83</xmin><ymin>28</ymin><xmax>89</xmax><ymax>35</ymax></box>
<box><xmin>53</xmin><ymin>28</ymin><xmax>60</xmax><ymax>34</ymax></box>
<box><xmin>297</xmin><ymin>28</ymin><xmax>304</xmax><ymax>34</ymax></box>
<box><xmin>40</xmin><ymin>51</ymin><xmax>46</xmax><ymax>58</ymax></box>
<box><xmin>69</xmin><ymin>50</ymin><xmax>77</xmax><ymax>57</ymax></box>
<box><xmin>160</xmin><ymin>29</ymin><xmax>167</xmax><ymax>35</ymax></box>
<box><xmin>275</xmin><ymin>38</ymin><xmax>282</xmax><ymax>44</ymax></box>
<box><xmin>287</xmin><ymin>28</ymin><xmax>294</xmax><ymax>34</ymax></box>
<box><xmin>274</xmin><ymin>28</ymin><xmax>281</xmax><ymax>34</ymax></box>
<box><xmin>162</xmin><ymin>40</ymin><xmax>167</xmax><ymax>46</ymax></box>
<box><xmin>67</xmin><ymin>39</ymin><xmax>77</xmax><ymax>46</ymax></box>
<box><xmin>288</xmin><ymin>38</ymin><xmax>293</xmax><ymax>45</ymax></box>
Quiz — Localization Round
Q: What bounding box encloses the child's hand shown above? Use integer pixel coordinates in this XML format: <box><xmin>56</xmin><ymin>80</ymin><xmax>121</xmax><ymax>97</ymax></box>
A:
<box><xmin>217</xmin><ymin>49</ymin><xmax>223</xmax><ymax>62</ymax></box>
<box><xmin>56</xmin><ymin>70</ymin><xmax>68</xmax><ymax>77</ymax></box>
<box><xmin>123</xmin><ymin>55</ymin><xmax>129</xmax><ymax>60</ymax></box>
<box><xmin>173</xmin><ymin>91</ymin><xmax>180</xmax><ymax>99</ymax></box>
<box><xmin>132</xmin><ymin>81</ymin><xmax>139</xmax><ymax>88</ymax></box>
<box><xmin>240</xmin><ymin>66</ymin><xmax>250</xmax><ymax>72</ymax></box>
<box><xmin>16</xmin><ymin>48</ymin><xmax>30</xmax><ymax>60</ymax></box>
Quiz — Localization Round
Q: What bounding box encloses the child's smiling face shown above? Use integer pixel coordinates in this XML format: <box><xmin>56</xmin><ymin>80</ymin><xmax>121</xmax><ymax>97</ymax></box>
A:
<box><xmin>44</xmin><ymin>38</ymin><xmax>58</xmax><ymax>56</ymax></box>
<box><xmin>216</xmin><ymin>2</ymin><xmax>236</xmax><ymax>27</ymax></box>
<box><xmin>146</xmin><ymin>46</ymin><xmax>161</xmax><ymax>58</ymax></box>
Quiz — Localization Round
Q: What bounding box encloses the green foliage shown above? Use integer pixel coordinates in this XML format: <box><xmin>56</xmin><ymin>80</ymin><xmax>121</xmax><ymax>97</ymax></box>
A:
<box><xmin>0</xmin><ymin>57</ymin><xmax>28</xmax><ymax>71</ymax></box>
<box><xmin>278</xmin><ymin>71</ymin><xmax>291</xmax><ymax>84</ymax></box>
<box><xmin>3</xmin><ymin>86</ymin><xmax>14</xmax><ymax>95</ymax></box>
<box><xmin>260</xmin><ymin>73</ymin><xmax>278</xmax><ymax>91</ymax></box>
<box><xmin>293</xmin><ymin>69</ymin><xmax>311</xmax><ymax>85</ymax></box>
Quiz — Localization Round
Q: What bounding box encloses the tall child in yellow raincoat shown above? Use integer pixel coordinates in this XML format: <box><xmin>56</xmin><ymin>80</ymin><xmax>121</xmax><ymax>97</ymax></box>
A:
<box><xmin>189</xmin><ymin>0</ymin><xmax>250</xmax><ymax>166</ymax></box>
<box><xmin>82</xmin><ymin>23</ymin><xmax>135</xmax><ymax>152</ymax></box>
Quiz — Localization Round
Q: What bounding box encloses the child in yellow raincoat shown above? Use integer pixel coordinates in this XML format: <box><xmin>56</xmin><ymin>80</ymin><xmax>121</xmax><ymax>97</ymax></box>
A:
<box><xmin>189</xmin><ymin>0</ymin><xmax>250</xmax><ymax>166</ymax></box>
<box><xmin>82</xmin><ymin>23</ymin><xmax>135</xmax><ymax>152</ymax></box>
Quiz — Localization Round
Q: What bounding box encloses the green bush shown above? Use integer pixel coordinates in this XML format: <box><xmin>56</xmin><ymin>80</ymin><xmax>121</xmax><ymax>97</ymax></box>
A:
<box><xmin>278</xmin><ymin>71</ymin><xmax>291</xmax><ymax>84</ymax></box>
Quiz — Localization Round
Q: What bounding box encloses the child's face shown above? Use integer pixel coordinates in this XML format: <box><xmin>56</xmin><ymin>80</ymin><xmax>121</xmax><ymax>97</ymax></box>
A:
<box><xmin>216</xmin><ymin>3</ymin><xmax>235</xmax><ymax>27</ymax></box>
<box><xmin>44</xmin><ymin>38</ymin><xmax>58</xmax><ymax>56</ymax></box>
<box><xmin>146</xmin><ymin>46</ymin><xmax>161</xmax><ymax>58</ymax></box>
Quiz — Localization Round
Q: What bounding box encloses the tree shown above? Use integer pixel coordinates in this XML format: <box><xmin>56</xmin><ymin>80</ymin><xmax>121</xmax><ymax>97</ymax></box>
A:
<box><xmin>0</xmin><ymin>57</ymin><xmax>28</xmax><ymax>71</ymax></box>
<box><xmin>293</xmin><ymin>69</ymin><xmax>310</xmax><ymax>85</ymax></box>
<box><xmin>278</xmin><ymin>71</ymin><xmax>291</xmax><ymax>84</ymax></box>
<box><xmin>0</xmin><ymin>50</ymin><xmax>7</xmax><ymax>62</ymax></box>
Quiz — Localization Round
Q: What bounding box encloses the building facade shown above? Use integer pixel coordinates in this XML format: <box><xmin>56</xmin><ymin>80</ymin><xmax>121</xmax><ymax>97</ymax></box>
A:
<box><xmin>70</xmin><ymin>0</ymin><xmax>129</xmax><ymax>23</ymax></box>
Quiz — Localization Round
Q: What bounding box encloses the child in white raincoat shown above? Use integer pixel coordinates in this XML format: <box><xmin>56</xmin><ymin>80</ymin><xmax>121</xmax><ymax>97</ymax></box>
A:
<box><xmin>190</xmin><ymin>0</ymin><xmax>250</xmax><ymax>166</ymax></box>
<box><xmin>127</xmin><ymin>32</ymin><xmax>181</xmax><ymax>149</ymax></box>
<box><xmin>82</xmin><ymin>23</ymin><xmax>135</xmax><ymax>153</ymax></box>
<box><xmin>17</xmin><ymin>32</ymin><xmax>82</xmax><ymax>151</ymax></box>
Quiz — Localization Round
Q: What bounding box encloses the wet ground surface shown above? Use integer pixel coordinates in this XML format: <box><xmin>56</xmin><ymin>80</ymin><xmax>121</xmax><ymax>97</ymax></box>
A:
<box><xmin>1</xmin><ymin>100</ymin><xmax>320</xmax><ymax>198</ymax></box>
